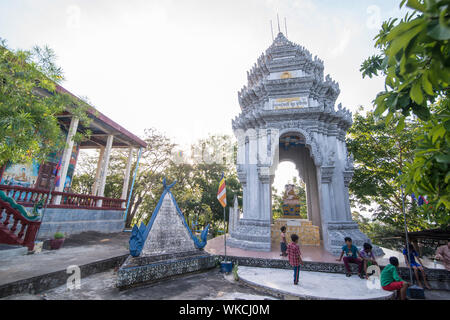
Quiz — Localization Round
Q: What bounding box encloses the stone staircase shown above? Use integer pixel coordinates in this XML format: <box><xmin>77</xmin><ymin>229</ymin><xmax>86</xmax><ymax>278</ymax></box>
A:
<box><xmin>0</xmin><ymin>190</ymin><xmax>41</xmax><ymax>251</ymax></box>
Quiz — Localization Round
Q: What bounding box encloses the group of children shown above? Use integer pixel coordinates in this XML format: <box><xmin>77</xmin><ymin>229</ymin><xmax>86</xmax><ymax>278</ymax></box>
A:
<box><xmin>279</xmin><ymin>226</ymin><xmax>432</xmax><ymax>300</ymax></box>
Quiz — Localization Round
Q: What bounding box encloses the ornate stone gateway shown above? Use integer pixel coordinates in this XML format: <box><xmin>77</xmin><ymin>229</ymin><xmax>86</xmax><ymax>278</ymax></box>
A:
<box><xmin>227</xmin><ymin>32</ymin><xmax>382</xmax><ymax>256</ymax></box>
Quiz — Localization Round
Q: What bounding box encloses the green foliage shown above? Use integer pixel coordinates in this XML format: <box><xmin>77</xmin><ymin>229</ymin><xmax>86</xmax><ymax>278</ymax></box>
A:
<box><xmin>0</xmin><ymin>38</ymin><xmax>91</xmax><ymax>167</ymax></box>
<box><xmin>165</xmin><ymin>134</ymin><xmax>242</xmax><ymax>235</ymax></box>
<box><xmin>72</xmin><ymin>131</ymin><xmax>242</xmax><ymax>235</ymax></box>
<box><xmin>347</xmin><ymin>108</ymin><xmax>437</xmax><ymax>230</ymax></box>
<box><xmin>402</xmin><ymin>98</ymin><xmax>450</xmax><ymax>223</ymax></box>
<box><xmin>361</xmin><ymin>0</ymin><xmax>449</xmax><ymax>125</ymax></box>
<box><xmin>352</xmin><ymin>211</ymin><xmax>405</xmax><ymax>251</ymax></box>
<box><xmin>360</xmin><ymin>0</ymin><xmax>450</xmax><ymax>222</ymax></box>
<box><xmin>54</xmin><ymin>232</ymin><xmax>65</xmax><ymax>239</ymax></box>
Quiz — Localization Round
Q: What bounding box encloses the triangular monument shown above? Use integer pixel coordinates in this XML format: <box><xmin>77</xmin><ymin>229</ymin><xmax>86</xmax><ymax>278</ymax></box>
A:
<box><xmin>117</xmin><ymin>179</ymin><xmax>216</xmax><ymax>289</ymax></box>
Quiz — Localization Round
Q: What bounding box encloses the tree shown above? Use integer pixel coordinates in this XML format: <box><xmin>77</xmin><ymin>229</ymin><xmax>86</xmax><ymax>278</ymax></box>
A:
<box><xmin>403</xmin><ymin>98</ymin><xmax>450</xmax><ymax>226</ymax></box>
<box><xmin>72</xmin><ymin>131</ymin><xmax>243</xmax><ymax>234</ymax></box>
<box><xmin>347</xmin><ymin>108</ymin><xmax>436</xmax><ymax>231</ymax></box>
<box><xmin>0</xmin><ymin>39</ymin><xmax>91</xmax><ymax>167</ymax></box>
<box><xmin>121</xmin><ymin>128</ymin><xmax>176</xmax><ymax>228</ymax></box>
<box><xmin>361</xmin><ymin>0</ymin><xmax>449</xmax><ymax>123</ymax></box>
<box><xmin>352</xmin><ymin>211</ymin><xmax>406</xmax><ymax>250</ymax></box>
<box><xmin>180</xmin><ymin>134</ymin><xmax>242</xmax><ymax>235</ymax></box>
<box><xmin>360</xmin><ymin>0</ymin><xmax>450</xmax><ymax>217</ymax></box>
<box><xmin>71</xmin><ymin>128</ymin><xmax>175</xmax><ymax>228</ymax></box>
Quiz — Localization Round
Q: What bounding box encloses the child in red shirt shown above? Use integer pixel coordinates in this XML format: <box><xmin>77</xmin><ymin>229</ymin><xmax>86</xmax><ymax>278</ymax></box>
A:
<box><xmin>287</xmin><ymin>234</ymin><xmax>304</xmax><ymax>285</ymax></box>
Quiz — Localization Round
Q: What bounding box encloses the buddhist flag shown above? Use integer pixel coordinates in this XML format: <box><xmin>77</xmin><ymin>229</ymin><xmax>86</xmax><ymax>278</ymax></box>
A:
<box><xmin>217</xmin><ymin>173</ymin><xmax>227</xmax><ymax>208</ymax></box>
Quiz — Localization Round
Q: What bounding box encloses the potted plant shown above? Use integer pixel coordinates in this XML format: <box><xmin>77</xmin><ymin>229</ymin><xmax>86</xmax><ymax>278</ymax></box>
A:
<box><xmin>50</xmin><ymin>232</ymin><xmax>65</xmax><ymax>250</ymax></box>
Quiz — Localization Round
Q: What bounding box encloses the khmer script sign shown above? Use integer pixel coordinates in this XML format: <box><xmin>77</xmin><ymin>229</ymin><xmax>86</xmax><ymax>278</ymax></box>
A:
<box><xmin>272</xmin><ymin>96</ymin><xmax>308</xmax><ymax>110</ymax></box>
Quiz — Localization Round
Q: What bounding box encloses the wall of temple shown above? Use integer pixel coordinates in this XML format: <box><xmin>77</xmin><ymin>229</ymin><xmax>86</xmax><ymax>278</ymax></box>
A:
<box><xmin>36</xmin><ymin>208</ymin><xmax>125</xmax><ymax>239</ymax></box>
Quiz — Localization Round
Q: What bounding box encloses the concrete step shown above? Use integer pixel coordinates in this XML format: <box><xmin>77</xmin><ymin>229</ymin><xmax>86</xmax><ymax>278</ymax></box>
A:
<box><xmin>0</xmin><ymin>244</ymin><xmax>28</xmax><ymax>259</ymax></box>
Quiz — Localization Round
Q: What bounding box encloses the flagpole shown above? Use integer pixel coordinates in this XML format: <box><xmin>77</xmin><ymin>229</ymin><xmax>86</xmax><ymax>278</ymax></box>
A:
<box><xmin>399</xmin><ymin>170</ymin><xmax>414</xmax><ymax>284</ymax></box>
<box><xmin>223</xmin><ymin>206</ymin><xmax>227</xmax><ymax>261</ymax></box>
<box><xmin>401</xmin><ymin>183</ymin><xmax>414</xmax><ymax>284</ymax></box>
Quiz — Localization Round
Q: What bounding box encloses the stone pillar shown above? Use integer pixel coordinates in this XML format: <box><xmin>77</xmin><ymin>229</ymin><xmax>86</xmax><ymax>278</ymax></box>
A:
<box><xmin>269</xmin><ymin>174</ymin><xmax>274</xmax><ymax>224</ymax></box>
<box><xmin>121</xmin><ymin>147</ymin><xmax>134</xmax><ymax>208</ymax></box>
<box><xmin>92</xmin><ymin>146</ymin><xmax>105</xmax><ymax>196</ymax></box>
<box><xmin>258</xmin><ymin>166</ymin><xmax>271</xmax><ymax>221</ymax></box>
<box><xmin>54</xmin><ymin>117</ymin><xmax>79</xmax><ymax>205</ymax></box>
<box><xmin>229</xmin><ymin>195</ymin><xmax>239</xmax><ymax>233</ymax></box>
<box><xmin>97</xmin><ymin>135</ymin><xmax>114</xmax><ymax>207</ymax></box>
<box><xmin>306</xmin><ymin>155</ymin><xmax>322</xmax><ymax>238</ymax></box>
<box><xmin>227</xmin><ymin>130</ymin><xmax>272</xmax><ymax>252</ymax></box>
<box><xmin>319</xmin><ymin>164</ymin><xmax>333</xmax><ymax>242</ymax></box>
<box><xmin>246</xmin><ymin>130</ymin><xmax>259</xmax><ymax>220</ymax></box>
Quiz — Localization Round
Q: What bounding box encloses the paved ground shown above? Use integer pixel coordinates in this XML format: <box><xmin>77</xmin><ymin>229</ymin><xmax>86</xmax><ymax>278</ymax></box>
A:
<box><xmin>3</xmin><ymin>266</ymin><xmax>449</xmax><ymax>300</ymax></box>
<box><xmin>238</xmin><ymin>266</ymin><xmax>450</xmax><ymax>300</ymax></box>
<box><xmin>0</xmin><ymin>231</ymin><xmax>129</xmax><ymax>286</ymax></box>
<box><xmin>238</xmin><ymin>266</ymin><xmax>393</xmax><ymax>300</ymax></box>
<box><xmin>2</xmin><ymin>268</ymin><xmax>276</xmax><ymax>300</ymax></box>
<box><xmin>206</xmin><ymin>236</ymin><xmax>446</xmax><ymax>270</ymax></box>
<box><xmin>1</xmin><ymin>232</ymin><xmax>448</xmax><ymax>300</ymax></box>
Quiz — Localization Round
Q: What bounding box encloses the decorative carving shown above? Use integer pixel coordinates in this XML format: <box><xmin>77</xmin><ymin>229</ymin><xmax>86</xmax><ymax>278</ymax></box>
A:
<box><xmin>229</xmin><ymin>31</ymin><xmax>370</xmax><ymax>256</ymax></box>
<box><xmin>345</xmin><ymin>152</ymin><xmax>354</xmax><ymax>171</ymax></box>
<box><xmin>237</xmin><ymin>164</ymin><xmax>247</xmax><ymax>185</ymax></box>
<box><xmin>342</xmin><ymin>151</ymin><xmax>354</xmax><ymax>187</ymax></box>
<box><xmin>321</xmin><ymin>166</ymin><xmax>334</xmax><ymax>184</ymax></box>
<box><xmin>257</xmin><ymin>166</ymin><xmax>271</xmax><ymax>183</ymax></box>
<box><xmin>343</xmin><ymin>170</ymin><xmax>354</xmax><ymax>187</ymax></box>
<box><xmin>326</xmin><ymin>150</ymin><xmax>335</xmax><ymax>167</ymax></box>
<box><xmin>275</xmin><ymin>126</ymin><xmax>323</xmax><ymax>167</ymax></box>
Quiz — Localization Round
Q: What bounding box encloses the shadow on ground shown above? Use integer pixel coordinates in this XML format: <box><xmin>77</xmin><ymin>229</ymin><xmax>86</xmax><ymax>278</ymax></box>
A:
<box><xmin>2</xmin><ymin>268</ymin><xmax>276</xmax><ymax>300</ymax></box>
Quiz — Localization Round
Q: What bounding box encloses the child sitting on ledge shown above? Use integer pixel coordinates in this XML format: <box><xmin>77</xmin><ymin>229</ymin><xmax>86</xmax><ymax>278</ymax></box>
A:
<box><xmin>336</xmin><ymin>237</ymin><xmax>364</xmax><ymax>278</ymax></box>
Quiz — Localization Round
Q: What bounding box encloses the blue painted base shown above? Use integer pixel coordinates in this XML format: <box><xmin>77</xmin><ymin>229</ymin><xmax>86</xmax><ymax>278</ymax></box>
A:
<box><xmin>220</xmin><ymin>261</ymin><xmax>233</xmax><ymax>273</ymax></box>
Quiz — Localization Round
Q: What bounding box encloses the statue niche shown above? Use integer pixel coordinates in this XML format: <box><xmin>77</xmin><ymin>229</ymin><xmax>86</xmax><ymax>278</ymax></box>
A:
<box><xmin>282</xmin><ymin>184</ymin><xmax>301</xmax><ymax>218</ymax></box>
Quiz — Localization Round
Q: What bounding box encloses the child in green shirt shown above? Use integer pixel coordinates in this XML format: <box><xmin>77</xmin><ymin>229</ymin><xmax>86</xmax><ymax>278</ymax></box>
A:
<box><xmin>380</xmin><ymin>257</ymin><xmax>410</xmax><ymax>300</ymax></box>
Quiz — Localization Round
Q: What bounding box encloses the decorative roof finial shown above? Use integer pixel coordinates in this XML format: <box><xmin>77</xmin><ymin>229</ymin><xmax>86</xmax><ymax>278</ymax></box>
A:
<box><xmin>284</xmin><ymin>17</ymin><xmax>288</xmax><ymax>38</ymax></box>
<box><xmin>277</xmin><ymin>13</ymin><xmax>281</xmax><ymax>33</ymax></box>
<box><xmin>270</xmin><ymin>20</ymin><xmax>274</xmax><ymax>41</ymax></box>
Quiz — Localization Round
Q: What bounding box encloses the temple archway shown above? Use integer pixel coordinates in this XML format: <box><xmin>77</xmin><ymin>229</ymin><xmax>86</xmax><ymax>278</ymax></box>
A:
<box><xmin>271</xmin><ymin>133</ymin><xmax>322</xmax><ymax>240</ymax></box>
<box><xmin>227</xmin><ymin>31</ymin><xmax>382</xmax><ymax>256</ymax></box>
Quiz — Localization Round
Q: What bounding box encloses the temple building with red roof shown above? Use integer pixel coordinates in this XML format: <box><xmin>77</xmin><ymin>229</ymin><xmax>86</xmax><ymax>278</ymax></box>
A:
<box><xmin>0</xmin><ymin>84</ymin><xmax>147</xmax><ymax>242</ymax></box>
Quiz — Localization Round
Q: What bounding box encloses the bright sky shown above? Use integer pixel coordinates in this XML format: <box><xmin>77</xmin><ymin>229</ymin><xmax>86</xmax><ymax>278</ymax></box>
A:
<box><xmin>0</xmin><ymin>0</ymin><xmax>408</xmax><ymax>196</ymax></box>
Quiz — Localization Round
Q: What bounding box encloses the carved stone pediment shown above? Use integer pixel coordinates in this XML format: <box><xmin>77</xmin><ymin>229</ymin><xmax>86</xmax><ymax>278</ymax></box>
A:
<box><xmin>237</xmin><ymin>164</ymin><xmax>247</xmax><ymax>185</ymax></box>
<box><xmin>257</xmin><ymin>166</ymin><xmax>271</xmax><ymax>184</ymax></box>
<box><xmin>321</xmin><ymin>166</ymin><xmax>334</xmax><ymax>184</ymax></box>
<box><xmin>343</xmin><ymin>170</ymin><xmax>354</xmax><ymax>187</ymax></box>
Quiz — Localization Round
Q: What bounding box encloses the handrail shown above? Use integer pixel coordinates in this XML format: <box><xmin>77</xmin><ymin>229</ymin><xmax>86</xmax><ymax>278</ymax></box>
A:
<box><xmin>0</xmin><ymin>196</ymin><xmax>41</xmax><ymax>250</ymax></box>
<box><xmin>0</xmin><ymin>185</ymin><xmax>125</xmax><ymax>211</ymax></box>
